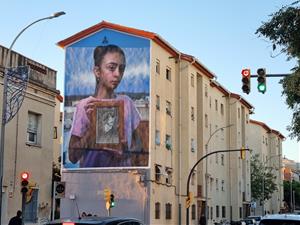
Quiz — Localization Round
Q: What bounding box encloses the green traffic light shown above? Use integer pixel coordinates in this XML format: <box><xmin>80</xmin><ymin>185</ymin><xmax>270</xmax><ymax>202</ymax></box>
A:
<box><xmin>257</xmin><ymin>83</ymin><xmax>266</xmax><ymax>93</ymax></box>
<box><xmin>111</xmin><ymin>201</ymin><xmax>115</xmax><ymax>207</ymax></box>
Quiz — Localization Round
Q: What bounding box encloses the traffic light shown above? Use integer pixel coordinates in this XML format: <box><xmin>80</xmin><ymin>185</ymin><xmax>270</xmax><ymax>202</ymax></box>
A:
<box><xmin>110</xmin><ymin>194</ymin><xmax>115</xmax><ymax>208</ymax></box>
<box><xmin>240</xmin><ymin>147</ymin><xmax>246</xmax><ymax>160</ymax></box>
<box><xmin>21</xmin><ymin>172</ymin><xmax>29</xmax><ymax>193</ymax></box>
<box><xmin>241</xmin><ymin>69</ymin><xmax>251</xmax><ymax>94</ymax></box>
<box><xmin>257</xmin><ymin>68</ymin><xmax>266</xmax><ymax>93</ymax></box>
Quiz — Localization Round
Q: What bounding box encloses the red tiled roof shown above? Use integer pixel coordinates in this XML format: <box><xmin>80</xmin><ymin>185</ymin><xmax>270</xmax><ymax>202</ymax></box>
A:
<box><xmin>249</xmin><ymin>119</ymin><xmax>285</xmax><ymax>139</ymax></box>
<box><xmin>230</xmin><ymin>93</ymin><xmax>254</xmax><ymax>110</ymax></box>
<box><xmin>57</xmin><ymin>20</ymin><xmax>215</xmax><ymax>79</ymax></box>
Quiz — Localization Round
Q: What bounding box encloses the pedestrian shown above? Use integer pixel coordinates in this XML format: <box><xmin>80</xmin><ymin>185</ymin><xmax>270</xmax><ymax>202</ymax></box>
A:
<box><xmin>8</xmin><ymin>210</ymin><xmax>22</xmax><ymax>225</ymax></box>
<box><xmin>68</xmin><ymin>44</ymin><xmax>143</xmax><ymax>168</ymax></box>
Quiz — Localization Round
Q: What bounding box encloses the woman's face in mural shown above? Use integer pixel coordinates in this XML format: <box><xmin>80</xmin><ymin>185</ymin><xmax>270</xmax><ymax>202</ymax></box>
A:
<box><xmin>95</xmin><ymin>52</ymin><xmax>126</xmax><ymax>91</ymax></box>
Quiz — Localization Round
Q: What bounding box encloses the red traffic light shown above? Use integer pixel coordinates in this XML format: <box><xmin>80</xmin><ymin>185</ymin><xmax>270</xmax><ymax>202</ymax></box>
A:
<box><xmin>241</xmin><ymin>69</ymin><xmax>251</xmax><ymax>94</ymax></box>
<box><xmin>21</xmin><ymin>172</ymin><xmax>29</xmax><ymax>180</ymax></box>
<box><xmin>241</xmin><ymin>69</ymin><xmax>251</xmax><ymax>77</ymax></box>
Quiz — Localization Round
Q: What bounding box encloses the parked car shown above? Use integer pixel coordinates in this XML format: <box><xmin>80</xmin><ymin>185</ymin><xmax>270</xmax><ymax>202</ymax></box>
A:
<box><xmin>240</xmin><ymin>218</ymin><xmax>256</xmax><ymax>225</ymax></box>
<box><xmin>260</xmin><ymin>214</ymin><xmax>300</xmax><ymax>225</ymax></box>
<box><xmin>45</xmin><ymin>216</ymin><xmax>144</xmax><ymax>225</ymax></box>
<box><xmin>246</xmin><ymin>215</ymin><xmax>262</xmax><ymax>224</ymax></box>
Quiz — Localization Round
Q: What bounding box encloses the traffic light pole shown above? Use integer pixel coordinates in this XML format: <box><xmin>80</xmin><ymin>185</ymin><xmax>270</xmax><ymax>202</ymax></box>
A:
<box><xmin>21</xmin><ymin>191</ymin><xmax>26</xmax><ymax>225</ymax></box>
<box><xmin>186</xmin><ymin>148</ymin><xmax>250</xmax><ymax>225</ymax></box>
<box><xmin>250</xmin><ymin>73</ymin><xmax>290</xmax><ymax>78</ymax></box>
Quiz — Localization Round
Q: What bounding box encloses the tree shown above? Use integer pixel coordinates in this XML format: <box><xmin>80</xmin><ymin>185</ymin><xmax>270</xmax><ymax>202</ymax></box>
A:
<box><xmin>250</xmin><ymin>154</ymin><xmax>278</xmax><ymax>202</ymax></box>
<box><xmin>256</xmin><ymin>1</ymin><xmax>300</xmax><ymax>141</ymax></box>
<box><xmin>283</xmin><ymin>179</ymin><xmax>300</xmax><ymax>210</ymax></box>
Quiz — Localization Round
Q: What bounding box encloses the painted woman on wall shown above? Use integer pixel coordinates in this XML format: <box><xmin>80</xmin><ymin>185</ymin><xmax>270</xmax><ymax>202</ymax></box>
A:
<box><xmin>68</xmin><ymin>44</ymin><xmax>143</xmax><ymax>167</ymax></box>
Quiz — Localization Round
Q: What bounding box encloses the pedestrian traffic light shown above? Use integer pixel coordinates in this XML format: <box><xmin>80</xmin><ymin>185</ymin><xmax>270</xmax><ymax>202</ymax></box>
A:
<box><xmin>21</xmin><ymin>172</ymin><xmax>29</xmax><ymax>193</ymax></box>
<box><xmin>257</xmin><ymin>68</ymin><xmax>266</xmax><ymax>94</ymax></box>
<box><xmin>110</xmin><ymin>194</ymin><xmax>115</xmax><ymax>208</ymax></box>
<box><xmin>240</xmin><ymin>147</ymin><xmax>246</xmax><ymax>160</ymax></box>
<box><xmin>185</xmin><ymin>196</ymin><xmax>191</xmax><ymax>209</ymax></box>
<box><xmin>241</xmin><ymin>69</ymin><xmax>251</xmax><ymax>94</ymax></box>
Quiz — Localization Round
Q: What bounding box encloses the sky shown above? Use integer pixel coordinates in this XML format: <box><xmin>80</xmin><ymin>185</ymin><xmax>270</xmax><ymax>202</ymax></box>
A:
<box><xmin>1</xmin><ymin>0</ymin><xmax>299</xmax><ymax>162</ymax></box>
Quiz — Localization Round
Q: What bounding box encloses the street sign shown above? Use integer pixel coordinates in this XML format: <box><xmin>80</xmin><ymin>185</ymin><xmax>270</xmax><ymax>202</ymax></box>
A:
<box><xmin>54</xmin><ymin>181</ymin><xmax>66</xmax><ymax>199</ymax></box>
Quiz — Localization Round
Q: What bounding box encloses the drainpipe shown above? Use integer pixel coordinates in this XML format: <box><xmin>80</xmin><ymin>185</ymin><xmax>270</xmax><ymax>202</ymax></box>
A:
<box><xmin>177</xmin><ymin>53</ymin><xmax>182</xmax><ymax>225</ymax></box>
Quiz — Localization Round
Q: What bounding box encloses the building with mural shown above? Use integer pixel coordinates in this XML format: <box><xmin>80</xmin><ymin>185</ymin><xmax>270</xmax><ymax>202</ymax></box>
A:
<box><xmin>57</xmin><ymin>21</ymin><xmax>284</xmax><ymax>225</ymax></box>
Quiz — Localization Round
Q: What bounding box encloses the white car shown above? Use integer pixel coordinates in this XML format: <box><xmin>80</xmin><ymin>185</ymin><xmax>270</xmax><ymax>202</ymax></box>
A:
<box><xmin>260</xmin><ymin>214</ymin><xmax>300</xmax><ymax>225</ymax></box>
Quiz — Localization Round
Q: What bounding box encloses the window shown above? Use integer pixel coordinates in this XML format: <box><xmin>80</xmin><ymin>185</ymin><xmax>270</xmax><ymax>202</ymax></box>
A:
<box><xmin>221</xmin><ymin>180</ymin><xmax>225</xmax><ymax>191</ymax></box>
<box><xmin>205</xmin><ymin>84</ymin><xmax>208</xmax><ymax>97</ymax></box>
<box><xmin>166</xmin><ymin>67</ymin><xmax>171</xmax><ymax>81</ymax></box>
<box><xmin>166</xmin><ymin>101</ymin><xmax>172</xmax><ymax>115</ymax></box>
<box><xmin>191</xmin><ymin>171</ymin><xmax>196</xmax><ymax>185</ymax></box>
<box><xmin>239</xmin><ymin>207</ymin><xmax>242</xmax><ymax>219</ymax></box>
<box><xmin>191</xmin><ymin>138</ymin><xmax>196</xmax><ymax>152</ymax></box>
<box><xmin>205</xmin><ymin>114</ymin><xmax>208</xmax><ymax>128</ymax></box>
<box><xmin>27</xmin><ymin>112</ymin><xmax>41</xmax><ymax>145</ymax></box>
<box><xmin>221</xmin><ymin>103</ymin><xmax>224</xmax><ymax>115</ymax></box>
<box><xmin>210</xmin><ymin>206</ymin><xmax>213</xmax><ymax>219</ymax></box>
<box><xmin>166</xmin><ymin>167</ymin><xmax>173</xmax><ymax>185</ymax></box>
<box><xmin>191</xmin><ymin>74</ymin><xmax>194</xmax><ymax>87</ymax></box>
<box><xmin>155</xmin><ymin>165</ymin><xmax>162</xmax><ymax>182</ymax></box>
<box><xmin>165</xmin><ymin>203</ymin><xmax>172</xmax><ymax>219</ymax></box>
<box><xmin>191</xmin><ymin>107</ymin><xmax>195</xmax><ymax>121</ymax></box>
<box><xmin>238</xmin><ymin>108</ymin><xmax>240</xmax><ymax>118</ymax></box>
<box><xmin>165</xmin><ymin>134</ymin><xmax>172</xmax><ymax>150</ymax></box>
<box><xmin>209</xmin><ymin>97</ymin><xmax>212</xmax><ymax>108</ymax></box>
<box><xmin>192</xmin><ymin>204</ymin><xmax>196</xmax><ymax>220</ymax></box>
<box><xmin>221</xmin><ymin>154</ymin><xmax>224</xmax><ymax>165</ymax></box>
<box><xmin>155</xmin><ymin>202</ymin><xmax>160</xmax><ymax>219</ymax></box>
<box><xmin>53</xmin><ymin>126</ymin><xmax>58</xmax><ymax>139</ymax></box>
<box><xmin>215</xmin><ymin>153</ymin><xmax>219</xmax><ymax>164</ymax></box>
<box><xmin>156</xmin><ymin>59</ymin><xmax>160</xmax><ymax>74</ymax></box>
<box><xmin>216</xmin><ymin>178</ymin><xmax>219</xmax><ymax>191</ymax></box>
<box><xmin>156</xmin><ymin>95</ymin><xmax>160</xmax><ymax>110</ymax></box>
<box><xmin>216</xmin><ymin>205</ymin><xmax>219</xmax><ymax>218</ymax></box>
<box><xmin>215</xmin><ymin>99</ymin><xmax>218</xmax><ymax>111</ymax></box>
<box><xmin>222</xmin><ymin>206</ymin><xmax>226</xmax><ymax>218</ymax></box>
<box><xmin>155</xmin><ymin>130</ymin><xmax>160</xmax><ymax>145</ymax></box>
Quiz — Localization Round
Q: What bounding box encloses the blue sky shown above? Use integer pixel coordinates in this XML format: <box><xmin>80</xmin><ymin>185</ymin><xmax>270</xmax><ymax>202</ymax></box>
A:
<box><xmin>1</xmin><ymin>0</ymin><xmax>299</xmax><ymax>162</ymax></box>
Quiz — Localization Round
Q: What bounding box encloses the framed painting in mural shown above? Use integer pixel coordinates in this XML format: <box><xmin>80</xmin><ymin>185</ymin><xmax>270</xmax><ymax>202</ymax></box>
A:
<box><xmin>87</xmin><ymin>100</ymin><xmax>125</xmax><ymax>154</ymax></box>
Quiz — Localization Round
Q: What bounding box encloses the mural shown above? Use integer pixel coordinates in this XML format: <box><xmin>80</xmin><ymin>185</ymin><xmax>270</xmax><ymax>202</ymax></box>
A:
<box><xmin>63</xmin><ymin>31</ymin><xmax>150</xmax><ymax>169</ymax></box>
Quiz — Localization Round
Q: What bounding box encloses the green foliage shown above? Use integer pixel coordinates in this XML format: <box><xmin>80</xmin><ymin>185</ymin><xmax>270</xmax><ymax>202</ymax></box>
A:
<box><xmin>256</xmin><ymin>1</ymin><xmax>300</xmax><ymax>141</ymax></box>
<box><xmin>250</xmin><ymin>154</ymin><xmax>278</xmax><ymax>201</ymax></box>
<box><xmin>283</xmin><ymin>180</ymin><xmax>300</xmax><ymax>209</ymax></box>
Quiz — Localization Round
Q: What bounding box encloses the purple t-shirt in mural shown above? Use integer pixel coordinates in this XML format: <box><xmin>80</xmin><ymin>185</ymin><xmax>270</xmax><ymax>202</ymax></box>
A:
<box><xmin>70</xmin><ymin>95</ymin><xmax>141</xmax><ymax>167</ymax></box>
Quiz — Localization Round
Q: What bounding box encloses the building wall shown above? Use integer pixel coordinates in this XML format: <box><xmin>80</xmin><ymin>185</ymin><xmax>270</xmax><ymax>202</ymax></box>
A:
<box><xmin>0</xmin><ymin>45</ymin><xmax>58</xmax><ymax>224</ymax></box>
<box><xmin>248</xmin><ymin>121</ymin><xmax>284</xmax><ymax>215</ymax></box>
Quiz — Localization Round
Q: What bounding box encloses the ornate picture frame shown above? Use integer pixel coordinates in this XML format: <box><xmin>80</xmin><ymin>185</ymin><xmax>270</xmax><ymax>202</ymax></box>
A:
<box><xmin>88</xmin><ymin>100</ymin><xmax>125</xmax><ymax>154</ymax></box>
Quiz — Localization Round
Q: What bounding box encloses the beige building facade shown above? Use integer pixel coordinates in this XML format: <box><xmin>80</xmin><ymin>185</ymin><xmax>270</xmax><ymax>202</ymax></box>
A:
<box><xmin>0</xmin><ymin>45</ymin><xmax>61</xmax><ymax>224</ymax></box>
<box><xmin>58</xmin><ymin>21</ymin><xmax>258</xmax><ymax>225</ymax></box>
<box><xmin>248</xmin><ymin>120</ymin><xmax>284</xmax><ymax>215</ymax></box>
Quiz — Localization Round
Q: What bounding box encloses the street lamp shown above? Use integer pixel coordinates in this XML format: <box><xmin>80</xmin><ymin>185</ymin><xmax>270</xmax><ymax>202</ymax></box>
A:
<box><xmin>204</xmin><ymin>124</ymin><xmax>233</xmax><ymax>225</ymax></box>
<box><xmin>0</xmin><ymin>11</ymin><xmax>65</xmax><ymax>224</ymax></box>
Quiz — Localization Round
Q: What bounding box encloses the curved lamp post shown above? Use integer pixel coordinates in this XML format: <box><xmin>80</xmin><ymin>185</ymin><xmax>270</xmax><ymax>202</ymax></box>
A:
<box><xmin>0</xmin><ymin>11</ymin><xmax>65</xmax><ymax>224</ymax></box>
<box><xmin>204</xmin><ymin>124</ymin><xmax>233</xmax><ymax>225</ymax></box>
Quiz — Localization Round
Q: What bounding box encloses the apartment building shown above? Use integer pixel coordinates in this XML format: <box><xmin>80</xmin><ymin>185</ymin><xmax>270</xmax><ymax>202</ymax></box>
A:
<box><xmin>0</xmin><ymin>45</ymin><xmax>61</xmax><ymax>224</ymax></box>
<box><xmin>57</xmin><ymin>21</ymin><xmax>257</xmax><ymax>225</ymax></box>
<box><xmin>248</xmin><ymin>119</ymin><xmax>284</xmax><ymax>215</ymax></box>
